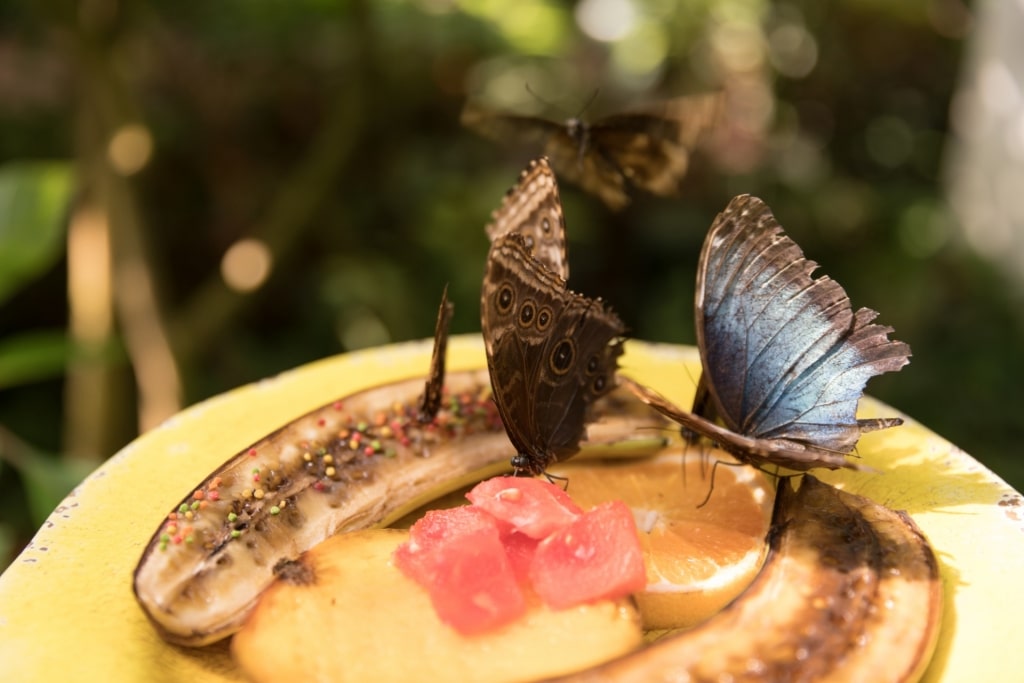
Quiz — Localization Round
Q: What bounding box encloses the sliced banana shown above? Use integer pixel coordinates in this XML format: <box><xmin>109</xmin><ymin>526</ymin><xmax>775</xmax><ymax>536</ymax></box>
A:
<box><xmin>547</xmin><ymin>475</ymin><xmax>942</xmax><ymax>683</ymax></box>
<box><xmin>133</xmin><ymin>369</ymin><xmax>668</xmax><ymax>647</ymax></box>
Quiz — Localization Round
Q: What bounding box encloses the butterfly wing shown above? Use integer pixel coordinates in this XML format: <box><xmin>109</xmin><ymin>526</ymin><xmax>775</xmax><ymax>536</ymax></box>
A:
<box><xmin>583</xmin><ymin>93</ymin><xmax>723</xmax><ymax>206</ymax></box>
<box><xmin>464</xmin><ymin>94</ymin><xmax>721</xmax><ymax>210</ymax></box>
<box><xmin>618</xmin><ymin>375</ymin><xmax>860</xmax><ymax>471</ymax></box>
<box><xmin>462</xmin><ymin>102</ymin><xmax>582</xmax><ymax>212</ymax></box>
<box><xmin>461</xmin><ymin>103</ymin><xmax>568</xmax><ymax>149</ymax></box>
<box><xmin>481</xmin><ymin>233</ymin><xmax>624</xmax><ymax>474</ymax></box>
<box><xmin>540</xmin><ymin>134</ymin><xmax>631</xmax><ymax>211</ymax></box>
<box><xmin>417</xmin><ymin>285</ymin><xmax>454</xmax><ymax>423</ymax></box>
<box><xmin>695</xmin><ymin>195</ymin><xmax>911</xmax><ymax>462</ymax></box>
<box><xmin>484</xmin><ymin>157</ymin><xmax>569</xmax><ymax>280</ymax></box>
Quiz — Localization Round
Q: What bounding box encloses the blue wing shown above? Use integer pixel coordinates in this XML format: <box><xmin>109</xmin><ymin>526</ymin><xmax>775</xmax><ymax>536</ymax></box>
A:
<box><xmin>695</xmin><ymin>195</ymin><xmax>910</xmax><ymax>454</ymax></box>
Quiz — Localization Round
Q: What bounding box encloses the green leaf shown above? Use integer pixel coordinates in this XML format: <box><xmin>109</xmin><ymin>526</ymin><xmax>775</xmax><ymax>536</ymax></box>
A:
<box><xmin>0</xmin><ymin>523</ymin><xmax>15</xmax><ymax>569</ymax></box>
<box><xmin>0</xmin><ymin>161</ymin><xmax>74</xmax><ymax>306</ymax></box>
<box><xmin>0</xmin><ymin>330</ymin><xmax>71</xmax><ymax>390</ymax></box>
<box><xmin>0</xmin><ymin>431</ymin><xmax>93</xmax><ymax>528</ymax></box>
<box><xmin>20</xmin><ymin>455</ymin><xmax>93</xmax><ymax>527</ymax></box>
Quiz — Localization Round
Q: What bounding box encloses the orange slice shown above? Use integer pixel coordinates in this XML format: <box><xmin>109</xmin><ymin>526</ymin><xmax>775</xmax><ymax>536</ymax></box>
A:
<box><xmin>549</xmin><ymin>447</ymin><xmax>775</xmax><ymax>630</ymax></box>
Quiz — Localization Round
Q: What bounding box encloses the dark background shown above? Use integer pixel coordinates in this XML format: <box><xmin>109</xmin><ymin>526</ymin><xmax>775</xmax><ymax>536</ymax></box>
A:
<box><xmin>2</xmin><ymin>0</ymin><xmax>1019</xmax><ymax>570</ymax></box>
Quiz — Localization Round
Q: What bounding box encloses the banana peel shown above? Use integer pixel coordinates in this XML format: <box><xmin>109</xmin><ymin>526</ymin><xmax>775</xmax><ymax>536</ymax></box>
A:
<box><xmin>547</xmin><ymin>474</ymin><xmax>942</xmax><ymax>682</ymax></box>
<box><xmin>0</xmin><ymin>337</ymin><xmax>1022</xmax><ymax>682</ymax></box>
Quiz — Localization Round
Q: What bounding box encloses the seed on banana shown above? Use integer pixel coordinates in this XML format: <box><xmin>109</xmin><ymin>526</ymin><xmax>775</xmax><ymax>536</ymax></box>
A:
<box><xmin>132</xmin><ymin>369</ymin><xmax>668</xmax><ymax>647</ymax></box>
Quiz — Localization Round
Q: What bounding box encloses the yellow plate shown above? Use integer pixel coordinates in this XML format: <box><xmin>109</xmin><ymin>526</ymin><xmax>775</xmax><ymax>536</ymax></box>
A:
<box><xmin>0</xmin><ymin>336</ymin><xmax>1021</xmax><ymax>682</ymax></box>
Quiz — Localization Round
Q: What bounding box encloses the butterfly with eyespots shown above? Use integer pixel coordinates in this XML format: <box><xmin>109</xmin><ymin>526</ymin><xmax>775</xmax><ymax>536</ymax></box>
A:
<box><xmin>480</xmin><ymin>158</ymin><xmax>625</xmax><ymax>476</ymax></box>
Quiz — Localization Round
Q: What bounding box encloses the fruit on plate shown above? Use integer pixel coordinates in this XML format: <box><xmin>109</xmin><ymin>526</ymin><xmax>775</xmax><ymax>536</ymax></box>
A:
<box><xmin>133</xmin><ymin>368</ymin><xmax>668</xmax><ymax>646</ymax></box>
<box><xmin>231</xmin><ymin>528</ymin><xmax>644</xmax><ymax>683</ymax></box>
<box><xmin>2</xmin><ymin>338</ymin><xmax>1019</xmax><ymax>683</ymax></box>
<box><xmin>232</xmin><ymin>459</ymin><xmax>942</xmax><ymax>683</ymax></box>
<box><xmin>394</xmin><ymin>477</ymin><xmax>646</xmax><ymax>634</ymax></box>
<box><xmin>229</xmin><ymin>453</ymin><xmax>774</xmax><ymax>682</ymax></box>
<box><xmin>466</xmin><ymin>475</ymin><xmax>584</xmax><ymax>538</ymax></box>
<box><xmin>527</xmin><ymin>499</ymin><xmax>647</xmax><ymax>609</ymax></box>
<box><xmin>394</xmin><ymin>505</ymin><xmax>529</xmax><ymax>635</ymax></box>
<box><xmin>549</xmin><ymin>449</ymin><xmax>775</xmax><ymax>630</ymax></box>
<box><xmin>545</xmin><ymin>475</ymin><xmax>943</xmax><ymax>683</ymax></box>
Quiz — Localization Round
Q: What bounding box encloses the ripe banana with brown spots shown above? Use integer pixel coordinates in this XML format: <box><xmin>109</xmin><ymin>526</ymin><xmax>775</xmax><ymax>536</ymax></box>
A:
<box><xmin>547</xmin><ymin>474</ymin><xmax>942</xmax><ymax>683</ymax></box>
<box><xmin>132</xmin><ymin>369</ymin><xmax>668</xmax><ymax>646</ymax></box>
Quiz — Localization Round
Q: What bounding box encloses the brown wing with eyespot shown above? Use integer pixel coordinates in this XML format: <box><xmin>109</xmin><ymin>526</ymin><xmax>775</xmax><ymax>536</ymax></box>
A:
<box><xmin>482</xmin><ymin>233</ymin><xmax>624</xmax><ymax>475</ymax></box>
<box><xmin>484</xmin><ymin>156</ymin><xmax>569</xmax><ymax>280</ymax></box>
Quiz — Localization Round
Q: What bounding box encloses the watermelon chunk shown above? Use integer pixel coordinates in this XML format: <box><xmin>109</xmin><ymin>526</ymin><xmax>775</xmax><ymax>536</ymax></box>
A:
<box><xmin>394</xmin><ymin>506</ymin><xmax>526</xmax><ymax>634</ymax></box>
<box><xmin>529</xmin><ymin>500</ymin><xmax>647</xmax><ymax>609</ymax></box>
<box><xmin>499</xmin><ymin>529</ymin><xmax>540</xmax><ymax>586</ymax></box>
<box><xmin>395</xmin><ymin>478</ymin><xmax>647</xmax><ymax>634</ymax></box>
<box><xmin>467</xmin><ymin>476</ymin><xmax>583</xmax><ymax>539</ymax></box>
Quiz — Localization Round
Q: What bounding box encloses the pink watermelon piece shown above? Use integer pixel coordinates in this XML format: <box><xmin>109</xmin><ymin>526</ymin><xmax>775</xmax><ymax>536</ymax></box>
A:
<box><xmin>394</xmin><ymin>477</ymin><xmax>648</xmax><ymax>634</ymax></box>
<box><xmin>499</xmin><ymin>529</ymin><xmax>540</xmax><ymax>586</ymax></box>
<box><xmin>529</xmin><ymin>500</ymin><xmax>647</xmax><ymax>609</ymax></box>
<box><xmin>466</xmin><ymin>476</ymin><xmax>583</xmax><ymax>539</ymax></box>
<box><xmin>394</xmin><ymin>506</ymin><xmax>526</xmax><ymax>634</ymax></box>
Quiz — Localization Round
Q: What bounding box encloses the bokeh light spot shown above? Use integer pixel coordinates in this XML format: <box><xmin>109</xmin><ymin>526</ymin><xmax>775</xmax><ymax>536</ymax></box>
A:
<box><xmin>221</xmin><ymin>238</ymin><xmax>273</xmax><ymax>293</ymax></box>
<box><xmin>899</xmin><ymin>200</ymin><xmax>953</xmax><ymax>259</ymax></box>
<box><xmin>576</xmin><ymin>0</ymin><xmax>636</xmax><ymax>42</ymax></box>
<box><xmin>978</xmin><ymin>59</ymin><xmax>1021</xmax><ymax>116</ymax></box>
<box><xmin>611</xmin><ymin>19</ymin><xmax>668</xmax><ymax>79</ymax></box>
<box><xmin>107</xmin><ymin>124</ymin><xmax>153</xmax><ymax>176</ymax></box>
<box><xmin>865</xmin><ymin>116</ymin><xmax>914</xmax><ymax>168</ymax></box>
<box><xmin>456</xmin><ymin>0</ymin><xmax>568</xmax><ymax>55</ymax></box>
<box><xmin>339</xmin><ymin>309</ymin><xmax>391</xmax><ymax>351</ymax></box>
<box><xmin>711</xmin><ymin>19</ymin><xmax>765</xmax><ymax>73</ymax></box>
<box><xmin>768</xmin><ymin>23</ymin><xmax>818</xmax><ymax>78</ymax></box>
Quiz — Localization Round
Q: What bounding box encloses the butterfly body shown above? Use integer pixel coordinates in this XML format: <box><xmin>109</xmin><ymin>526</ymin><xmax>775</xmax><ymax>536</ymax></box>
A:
<box><xmin>626</xmin><ymin>194</ymin><xmax>911</xmax><ymax>471</ymax></box>
<box><xmin>481</xmin><ymin>158</ymin><xmax>625</xmax><ymax>475</ymax></box>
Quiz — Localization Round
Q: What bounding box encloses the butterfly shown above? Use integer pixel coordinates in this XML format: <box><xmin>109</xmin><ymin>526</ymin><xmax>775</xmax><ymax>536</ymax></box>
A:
<box><xmin>417</xmin><ymin>284</ymin><xmax>454</xmax><ymax>423</ymax></box>
<box><xmin>462</xmin><ymin>92</ymin><xmax>722</xmax><ymax>211</ymax></box>
<box><xmin>621</xmin><ymin>194</ymin><xmax>912</xmax><ymax>471</ymax></box>
<box><xmin>481</xmin><ymin>158</ymin><xmax>625</xmax><ymax>475</ymax></box>
<box><xmin>485</xmin><ymin>157</ymin><xmax>569</xmax><ymax>279</ymax></box>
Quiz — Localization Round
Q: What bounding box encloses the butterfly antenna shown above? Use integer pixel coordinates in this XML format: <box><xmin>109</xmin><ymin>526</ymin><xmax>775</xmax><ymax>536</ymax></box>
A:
<box><xmin>524</xmin><ymin>82</ymin><xmax>559</xmax><ymax>113</ymax></box>
<box><xmin>576</xmin><ymin>88</ymin><xmax>601</xmax><ymax>119</ymax></box>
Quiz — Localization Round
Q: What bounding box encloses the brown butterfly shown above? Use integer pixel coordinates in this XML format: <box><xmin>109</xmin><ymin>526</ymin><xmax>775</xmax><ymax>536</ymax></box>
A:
<box><xmin>621</xmin><ymin>194</ymin><xmax>911</xmax><ymax>472</ymax></box>
<box><xmin>485</xmin><ymin>157</ymin><xmax>569</xmax><ymax>279</ymax></box>
<box><xmin>462</xmin><ymin>93</ymin><xmax>723</xmax><ymax>210</ymax></box>
<box><xmin>417</xmin><ymin>284</ymin><xmax>454</xmax><ymax>423</ymax></box>
<box><xmin>481</xmin><ymin>160</ymin><xmax>625</xmax><ymax>476</ymax></box>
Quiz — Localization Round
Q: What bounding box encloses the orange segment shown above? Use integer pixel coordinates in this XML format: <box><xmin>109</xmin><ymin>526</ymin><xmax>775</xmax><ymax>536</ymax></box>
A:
<box><xmin>549</xmin><ymin>447</ymin><xmax>775</xmax><ymax>630</ymax></box>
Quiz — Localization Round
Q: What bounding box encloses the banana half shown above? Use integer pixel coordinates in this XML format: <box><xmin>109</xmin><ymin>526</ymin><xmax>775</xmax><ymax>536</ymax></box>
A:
<box><xmin>133</xmin><ymin>368</ymin><xmax>668</xmax><ymax>646</ymax></box>
<box><xmin>548</xmin><ymin>474</ymin><xmax>943</xmax><ymax>683</ymax></box>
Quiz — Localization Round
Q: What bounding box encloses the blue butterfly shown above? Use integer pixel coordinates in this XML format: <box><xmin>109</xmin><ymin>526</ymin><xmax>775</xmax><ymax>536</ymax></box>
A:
<box><xmin>623</xmin><ymin>194</ymin><xmax>911</xmax><ymax>470</ymax></box>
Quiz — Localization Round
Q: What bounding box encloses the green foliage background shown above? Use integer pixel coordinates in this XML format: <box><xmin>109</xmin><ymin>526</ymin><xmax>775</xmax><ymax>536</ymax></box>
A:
<box><xmin>1</xmin><ymin>0</ymin><xmax>1019</xmax><ymax>570</ymax></box>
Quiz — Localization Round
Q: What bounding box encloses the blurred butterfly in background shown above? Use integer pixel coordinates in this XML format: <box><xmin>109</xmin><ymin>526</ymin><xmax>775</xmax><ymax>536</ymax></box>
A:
<box><xmin>621</xmin><ymin>194</ymin><xmax>912</xmax><ymax>472</ymax></box>
<box><xmin>481</xmin><ymin>158</ymin><xmax>625</xmax><ymax>476</ymax></box>
<box><xmin>462</xmin><ymin>92</ymin><xmax>723</xmax><ymax>211</ymax></box>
